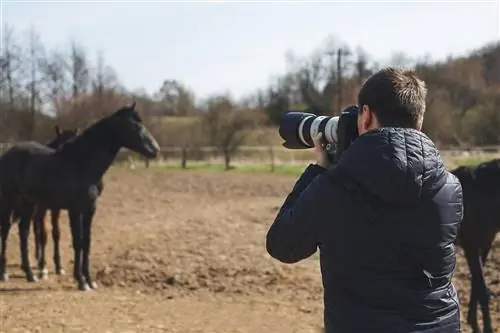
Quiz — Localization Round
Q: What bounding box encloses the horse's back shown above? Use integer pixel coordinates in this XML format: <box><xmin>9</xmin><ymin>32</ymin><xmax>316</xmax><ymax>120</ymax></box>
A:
<box><xmin>452</xmin><ymin>160</ymin><xmax>500</xmax><ymax>238</ymax></box>
<box><xmin>1</xmin><ymin>141</ymin><xmax>54</xmax><ymax>164</ymax></box>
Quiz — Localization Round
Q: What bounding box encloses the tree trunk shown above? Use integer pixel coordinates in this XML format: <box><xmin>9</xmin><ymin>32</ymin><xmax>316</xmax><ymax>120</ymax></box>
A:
<box><xmin>268</xmin><ymin>145</ymin><xmax>275</xmax><ymax>172</ymax></box>
<box><xmin>181</xmin><ymin>147</ymin><xmax>187</xmax><ymax>169</ymax></box>
<box><xmin>224</xmin><ymin>150</ymin><xmax>231</xmax><ymax>171</ymax></box>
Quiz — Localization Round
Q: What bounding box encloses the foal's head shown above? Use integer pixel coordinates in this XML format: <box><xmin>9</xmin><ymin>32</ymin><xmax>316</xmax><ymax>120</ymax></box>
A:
<box><xmin>48</xmin><ymin>126</ymin><xmax>80</xmax><ymax>149</ymax></box>
<box><xmin>100</xmin><ymin>102</ymin><xmax>160</xmax><ymax>159</ymax></box>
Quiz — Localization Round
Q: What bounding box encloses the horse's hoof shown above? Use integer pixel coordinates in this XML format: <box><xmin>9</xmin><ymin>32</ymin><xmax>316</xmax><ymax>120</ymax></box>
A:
<box><xmin>38</xmin><ymin>270</ymin><xmax>49</xmax><ymax>281</ymax></box>
<box><xmin>56</xmin><ymin>268</ymin><xmax>66</xmax><ymax>276</ymax></box>
<box><xmin>0</xmin><ymin>273</ymin><xmax>9</xmax><ymax>281</ymax></box>
<box><xmin>78</xmin><ymin>282</ymin><xmax>91</xmax><ymax>291</ymax></box>
<box><xmin>27</xmin><ymin>274</ymin><xmax>39</xmax><ymax>283</ymax></box>
<box><xmin>88</xmin><ymin>281</ymin><xmax>98</xmax><ymax>290</ymax></box>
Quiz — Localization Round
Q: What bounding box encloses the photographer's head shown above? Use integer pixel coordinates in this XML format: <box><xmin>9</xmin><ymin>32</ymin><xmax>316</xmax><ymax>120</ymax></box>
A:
<box><xmin>357</xmin><ymin>67</ymin><xmax>427</xmax><ymax>135</ymax></box>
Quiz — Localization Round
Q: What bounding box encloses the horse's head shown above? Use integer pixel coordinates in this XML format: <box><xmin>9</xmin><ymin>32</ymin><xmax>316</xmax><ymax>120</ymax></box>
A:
<box><xmin>103</xmin><ymin>102</ymin><xmax>160</xmax><ymax>159</ymax></box>
<box><xmin>48</xmin><ymin>126</ymin><xmax>80</xmax><ymax>149</ymax></box>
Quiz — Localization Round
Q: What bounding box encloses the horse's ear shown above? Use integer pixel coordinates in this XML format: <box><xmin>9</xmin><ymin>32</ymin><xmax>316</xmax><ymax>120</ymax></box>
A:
<box><xmin>75</xmin><ymin>128</ymin><xmax>81</xmax><ymax>135</ymax></box>
<box><xmin>55</xmin><ymin>125</ymin><xmax>61</xmax><ymax>136</ymax></box>
<box><xmin>131</xmin><ymin>101</ymin><xmax>136</xmax><ymax>109</ymax></box>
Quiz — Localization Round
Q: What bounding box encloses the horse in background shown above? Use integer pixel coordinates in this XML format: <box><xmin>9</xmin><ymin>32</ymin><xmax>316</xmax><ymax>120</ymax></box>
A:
<box><xmin>451</xmin><ymin>158</ymin><xmax>500</xmax><ymax>333</ymax></box>
<box><xmin>1</xmin><ymin>126</ymin><xmax>79</xmax><ymax>282</ymax></box>
<box><xmin>0</xmin><ymin>102</ymin><xmax>159</xmax><ymax>290</ymax></box>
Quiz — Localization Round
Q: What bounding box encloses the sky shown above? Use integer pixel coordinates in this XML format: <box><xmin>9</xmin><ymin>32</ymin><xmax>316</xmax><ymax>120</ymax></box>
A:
<box><xmin>2</xmin><ymin>0</ymin><xmax>500</xmax><ymax>101</ymax></box>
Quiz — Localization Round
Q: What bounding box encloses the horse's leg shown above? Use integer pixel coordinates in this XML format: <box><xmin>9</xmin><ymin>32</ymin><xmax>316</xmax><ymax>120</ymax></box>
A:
<box><xmin>33</xmin><ymin>209</ymin><xmax>39</xmax><ymax>266</ymax></box>
<box><xmin>51</xmin><ymin>209</ymin><xmax>65</xmax><ymax>275</ymax></box>
<box><xmin>465</xmin><ymin>233</ymin><xmax>496</xmax><ymax>333</ymax></box>
<box><xmin>68</xmin><ymin>209</ymin><xmax>87</xmax><ymax>291</ymax></box>
<box><xmin>82</xmin><ymin>204</ymin><xmax>97</xmax><ymax>289</ymax></box>
<box><xmin>479</xmin><ymin>237</ymin><xmax>495</xmax><ymax>333</ymax></box>
<box><xmin>33</xmin><ymin>206</ymin><xmax>48</xmax><ymax>280</ymax></box>
<box><xmin>0</xmin><ymin>206</ymin><xmax>12</xmax><ymax>281</ymax></box>
<box><xmin>464</xmin><ymin>246</ymin><xmax>479</xmax><ymax>333</ymax></box>
<box><xmin>465</xmin><ymin>246</ymin><xmax>492</xmax><ymax>333</ymax></box>
<box><xmin>18</xmin><ymin>202</ymin><xmax>37</xmax><ymax>282</ymax></box>
<box><xmin>480</xmin><ymin>234</ymin><xmax>495</xmax><ymax>299</ymax></box>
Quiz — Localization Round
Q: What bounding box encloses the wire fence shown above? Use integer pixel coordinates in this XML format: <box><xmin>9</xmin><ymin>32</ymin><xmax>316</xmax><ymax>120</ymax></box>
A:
<box><xmin>2</xmin><ymin>143</ymin><xmax>499</xmax><ymax>170</ymax></box>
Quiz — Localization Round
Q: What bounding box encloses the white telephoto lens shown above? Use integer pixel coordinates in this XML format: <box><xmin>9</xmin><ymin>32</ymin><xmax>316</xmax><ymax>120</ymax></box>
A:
<box><xmin>310</xmin><ymin>116</ymin><xmax>327</xmax><ymax>141</ymax></box>
<box><xmin>324</xmin><ymin>116</ymin><xmax>340</xmax><ymax>143</ymax></box>
<box><xmin>298</xmin><ymin>115</ymin><xmax>314</xmax><ymax>146</ymax></box>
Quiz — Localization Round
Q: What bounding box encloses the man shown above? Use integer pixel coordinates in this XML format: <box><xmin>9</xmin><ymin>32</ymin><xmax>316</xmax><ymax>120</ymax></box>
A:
<box><xmin>266</xmin><ymin>67</ymin><xmax>463</xmax><ymax>333</ymax></box>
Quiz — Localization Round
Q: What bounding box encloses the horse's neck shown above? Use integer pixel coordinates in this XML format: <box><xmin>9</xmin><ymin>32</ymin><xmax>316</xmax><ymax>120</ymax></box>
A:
<box><xmin>58</xmin><ymin>131</ymin><xmax>120</xmax><ymax>183</ymax></box>
<box><xmin>82</xmin><ymin>146</ymin><xmax>120</xmax><ymax>182</ymax></box>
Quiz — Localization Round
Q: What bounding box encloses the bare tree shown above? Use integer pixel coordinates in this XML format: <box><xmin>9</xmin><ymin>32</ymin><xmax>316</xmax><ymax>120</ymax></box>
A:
<box><xmin>0</xmin><ymin>25</ymin><xmax>22</xmax><ymax>107</ymax></box>
<box><xmin>354</xmin><ymin>46</ymin><xmax>371</xmax><ymax>86</ymax></box>
<box><xmin>334</xmin><ymin>45</ymin><xmax>352</xmax><ymax>112</ymax></box>
<box><xmin>154</xmin><ymin>79</ymin><xmax>197</xmax><ymax>116</ymax></box>
<box><xmin>89</xmin><ymin>49</ymin><xmax>120</xmax><ymax>118</ymax></box>
<box><xmin>40</xmin><ymin>49</ymin><xmax>67</xmax><ymax>119</ymax></box>
<box><xmin>23</xmin><ymin>26</ymin><xmax>45</xmax><ymax>139</ymax></box>
<box><xmin>0</xmin><ymin>24</ymin><xmax>23</xmax><ymax>140</ymax></box>
<box><xmin>203</xmin><ymin>95</ymin><xmax>262</xmax><ymax>170</ymax></box>
<box><xmin>64</xmin><ymin>40</ymin><xmax>90</xmax><ymax>125</ymax></box>
<box><xmin>91</xmin><ymin>50</ymin><xmax>118</xmax><ymax>96</ymax></box>
<box><xmin>289</xmin><ymin>38</ymin><xmax>352</xmax><ymax>115</ymax></box>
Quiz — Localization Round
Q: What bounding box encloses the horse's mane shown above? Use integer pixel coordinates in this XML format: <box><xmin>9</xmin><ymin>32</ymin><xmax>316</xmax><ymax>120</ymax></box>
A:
<box><xmin>55</xmin><ymin>116</ymin><xmax>113</xmax><ymax>159</ymax></box>
<box><xmin>54</xmin><ymin>105</ymin><xmax>138</xmax><ymax>160</ymax></box>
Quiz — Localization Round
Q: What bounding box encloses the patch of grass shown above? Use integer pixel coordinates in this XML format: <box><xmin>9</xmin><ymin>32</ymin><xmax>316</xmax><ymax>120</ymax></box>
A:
<box><xmin>443</xmin><ymin>153</ymin><xmax>500</xmax><ymax>170</ymax></box>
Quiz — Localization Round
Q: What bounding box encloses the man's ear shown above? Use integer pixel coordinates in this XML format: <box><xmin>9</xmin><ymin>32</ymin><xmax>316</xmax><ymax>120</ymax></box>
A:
<box><xmin>55</xmin><ymin>125</ymin><xmax>61</xmax><ymax>136</ymax></box>
<box><xmin>357</xmin><ymin>105</ymin><xmax>369</xmax><ymax>134</ymax></box>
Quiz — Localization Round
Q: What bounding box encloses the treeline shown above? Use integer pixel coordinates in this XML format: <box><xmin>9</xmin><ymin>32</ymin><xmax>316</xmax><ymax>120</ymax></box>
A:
<box><xmin>1</xmin><ymin>24</ymin><xmax>500</xmax><ymax>169</ymax></box>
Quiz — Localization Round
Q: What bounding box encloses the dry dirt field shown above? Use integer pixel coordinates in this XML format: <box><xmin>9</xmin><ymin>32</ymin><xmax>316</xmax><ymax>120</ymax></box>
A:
<box><xmin>0</xmin><ymin>167</ymin><xmax>500</xmax><ymax>333</ymax></box>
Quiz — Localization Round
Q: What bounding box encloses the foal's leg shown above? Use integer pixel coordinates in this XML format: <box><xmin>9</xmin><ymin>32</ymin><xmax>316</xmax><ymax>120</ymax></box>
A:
<box><xmin>18</xmin><ymin>202</ymin><xmax>37</xmax><ymax>282</ymax></box>
<box><xmin>465</xmin><ymin>247</ymin><xmax>492</xmax><ymax>333</ymax></box>
<box><xmin>480</xmin><ymin>236</ymin><xmax>495</xmax><ymax>299</ymax></box>
<box><xmin>466</xmin><ymin>233</ymin><xmax>496</xmax><ymax>333</ymax></box>
<box><xmin>82</xmin><ymin>205</ymin><xmax>97</xmax><ymax>289</ymax></box>
<box><xmin>68</xmin><ymin>209</ymin><xmax>87</xmax><ymax>291</ymax></box>
<box><xmin>33</xmin><ymin>210</ymin><xmax>39</xmax><ymax>264</ymax></box>
<box><xmin>51</xmin><ymin>209</ymin><xmax>65</xmax><ymax>275</ymax></box>
<box><xmin>479</xmin><ymin>237</ymin><xmax>495</xmax><ymax>333</ymax></box>
<box><xmin>0</xmin><ymin>206</ymin><xmax>12</xmax><ymax>281</ymax></box>
<box><xmin>33</xmin><ymin>206</ymin><xmax>48</xmax><ymax>280</ymax></box>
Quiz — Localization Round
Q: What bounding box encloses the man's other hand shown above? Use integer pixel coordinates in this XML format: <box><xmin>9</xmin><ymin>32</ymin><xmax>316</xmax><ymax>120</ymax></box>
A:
<box><xmin>313</xmin><ymin>133</ymin><xmax>330</xmax><ymax>169</ymax></box>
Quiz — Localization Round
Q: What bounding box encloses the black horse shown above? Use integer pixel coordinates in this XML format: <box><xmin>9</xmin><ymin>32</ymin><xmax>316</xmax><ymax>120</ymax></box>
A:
<box><xmin>10</xmin><ymin>126</ymin><xmax>104</xmax><ymax>281</ymax></box>
<box><xmin>0</xmin><ymin>102</ymin><xmax>159</xmax><ymax>291</ymax></box>
<box><xmin>451</xmin><ymin>158</ymin><xmax>500</xmax><ymax>333</ymax></box>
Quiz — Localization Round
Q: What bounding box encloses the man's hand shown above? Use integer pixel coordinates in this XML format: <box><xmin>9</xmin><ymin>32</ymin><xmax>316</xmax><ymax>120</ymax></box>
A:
<box><xmin>313</xmin><ymin>133</ymin><xmax>330</xmax><ymax>169</ymax></box>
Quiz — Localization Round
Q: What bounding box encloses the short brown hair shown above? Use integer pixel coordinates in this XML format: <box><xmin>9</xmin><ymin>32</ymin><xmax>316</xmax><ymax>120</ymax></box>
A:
<box><xmin>357</xmin><ymin>67</ymin><xmax>427</xmax><ymax>129</ymax></box>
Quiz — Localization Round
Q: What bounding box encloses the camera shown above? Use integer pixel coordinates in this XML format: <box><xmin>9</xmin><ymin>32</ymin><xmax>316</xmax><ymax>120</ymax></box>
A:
<box><xmin>278</xmin><ymin>105</ymin><xmax>360</xmax><ymax>164</ymax></box>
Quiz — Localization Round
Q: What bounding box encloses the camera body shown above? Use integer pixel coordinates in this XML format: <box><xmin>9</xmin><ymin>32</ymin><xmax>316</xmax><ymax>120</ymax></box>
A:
<box><xmin>278</xmin><ymin>105</ymin><xmax>360</xmax><ymax>164</ymax></box>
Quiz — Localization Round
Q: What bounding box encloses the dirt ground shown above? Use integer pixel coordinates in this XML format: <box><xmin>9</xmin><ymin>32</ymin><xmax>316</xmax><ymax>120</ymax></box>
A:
<box><xmin>0</xmin><ymin>167</ymin><xmax>499</xmax><ymax>333</ymax></box>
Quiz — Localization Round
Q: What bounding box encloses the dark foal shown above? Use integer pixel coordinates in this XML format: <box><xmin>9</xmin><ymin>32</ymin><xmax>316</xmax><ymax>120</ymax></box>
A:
<box><xmin>0</xmin><ymin>102</ymin><xmax>159</xmax><ymax>290</ymax></box>
<box><xmin>5</xmin><ymin>126</ymin><xmax>79</xmax><ymax>282</ymax></box>
<box><xmin>451</xmin><ymin>159</ymin><xmax>500</xmax><ymax>333</ymax></box>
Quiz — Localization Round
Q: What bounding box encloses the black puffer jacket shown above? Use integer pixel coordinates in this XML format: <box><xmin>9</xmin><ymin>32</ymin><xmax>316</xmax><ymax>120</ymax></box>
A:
<box><xmin>266</xmin><ymin>127</ymin><xmax>463</xmax><ymax>333</ymax></box>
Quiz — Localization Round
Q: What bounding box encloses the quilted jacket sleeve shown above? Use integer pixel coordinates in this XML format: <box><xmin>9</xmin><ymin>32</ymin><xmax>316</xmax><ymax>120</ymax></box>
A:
<box><xmin>266</xmin><ymin>164</ymin><xmax>340</xmax><ymax>264</ymax></box>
